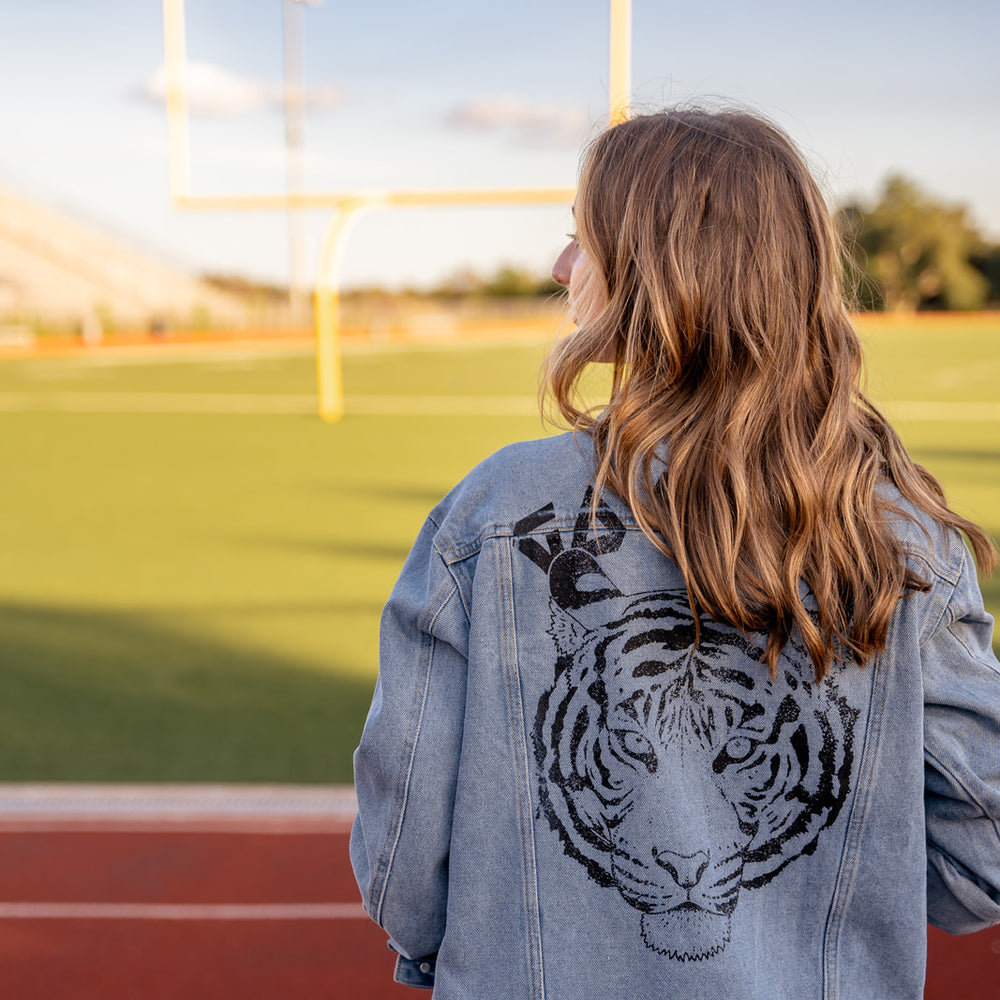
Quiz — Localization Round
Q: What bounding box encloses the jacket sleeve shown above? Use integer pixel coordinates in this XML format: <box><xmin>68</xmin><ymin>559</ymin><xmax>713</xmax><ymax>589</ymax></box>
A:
<box><xmin>350</xmin><ymin>514</ymin><xmax>470</xmax><ymax>986</ymax></box>
<box><xmin>922</xmin><ymin>539</ymin><xmax>1000</xmax><ymax>934</ymax></box>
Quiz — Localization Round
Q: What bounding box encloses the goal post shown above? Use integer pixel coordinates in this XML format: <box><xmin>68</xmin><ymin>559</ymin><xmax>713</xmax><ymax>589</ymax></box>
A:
<box><xmin>160</xmin><ymin>0</ymin><xmax>632</xmax><ymax>421</ymax></box>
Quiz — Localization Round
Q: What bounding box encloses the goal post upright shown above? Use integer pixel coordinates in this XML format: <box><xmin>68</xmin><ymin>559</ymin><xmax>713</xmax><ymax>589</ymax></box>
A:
<box><xmin>314</xmin><ymin>196</ymin><xmax>371</xmax><ymax>423</ymax></box>
<box><xmin>610</xmin><ymin>0</ymin><xmax>633</xmax><ymax>126</ymax></box>
<box><xmin>162</xmin><ymin>0</ymin><xmax>192</xmax><ymax>204</ymax></box>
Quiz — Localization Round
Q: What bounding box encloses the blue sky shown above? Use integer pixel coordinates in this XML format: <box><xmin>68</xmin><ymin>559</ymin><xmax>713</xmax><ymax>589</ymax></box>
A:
<box><xmin>0</xmin><ymin>0</ymin><xmax>997</xmax><ymax>289</ymax></box>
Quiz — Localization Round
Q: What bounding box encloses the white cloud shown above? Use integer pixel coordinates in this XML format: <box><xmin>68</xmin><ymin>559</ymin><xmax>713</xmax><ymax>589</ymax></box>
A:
<box><xmin>445</xmin><ymin>99</ymin><xmax>587</xmax><ymax>148</ymax></box>
<box><xmin>133</xmin><ymin>62</ymin><xmax>340</xmax><ymax>117</ymax></box>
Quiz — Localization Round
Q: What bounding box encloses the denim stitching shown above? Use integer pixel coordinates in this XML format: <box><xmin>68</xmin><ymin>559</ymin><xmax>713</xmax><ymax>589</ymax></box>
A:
<box><xmin>500</xmin><ymin>539</ymin><xmax>546</xmax><ymax>1000</ymax></box>
<box><xmin>374</xmin><ymin>571</ymin><xmax>458</xmax><ymax>926</ymax></box>
<box><xmin>938</xmin><ymin>552</ymin><xmax>1000</xmax><ymax>674</ymax></box>
<box><xmin>369</xmin><ymin>625</ymin><xmax>432</xmax><ymax>921</ymax></box>
<box><xmin>946</xmin><ymin>622</ymin><xmax>1000</xmax><ymax>674</ymax></box>
<box><xmin>925</xmin><ymin>746</ymin><xmax>1000</xmax><ymax>843</ymax></box>
<box><xmin>437</xmin><ymin>536</ymin><xmax>482</xmax><ymax>564</ymax></box>
<box><xmin>907</xmin><ymin>543</ymin><xmax>961</xmax><ymax>588</ymax></box>
<box><xmin>918</xmin><ymin>552</ymin><xmax>963</xmax><ymax>646</ymax></box>
<box><xmin>435</xmin><ymin>519</ymin><xmax>645</xmax><ymax>564</ymax></box>
<box><xmin>437</xmin><ymin>542</ymin><xmax>475</xmax><ymax>625</ymax></box>
<box><xmin>822</xmin><ymin>649</ymin><xmax>887</xmax><ymax>1000</ymax></box>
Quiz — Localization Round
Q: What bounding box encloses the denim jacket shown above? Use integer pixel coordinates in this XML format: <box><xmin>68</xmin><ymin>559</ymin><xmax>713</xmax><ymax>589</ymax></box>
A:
<box><xmin>351</xmin><ymin>433</ymin><xmax>1000</xmax><ymax>999</ymax></box>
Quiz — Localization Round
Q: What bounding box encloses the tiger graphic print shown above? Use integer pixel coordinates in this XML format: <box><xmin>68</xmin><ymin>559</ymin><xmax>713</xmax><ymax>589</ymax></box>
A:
<box><xmin>515</xmin><ymin>491</ymin><xmax>860</xmax><ymax>962</ymax></box>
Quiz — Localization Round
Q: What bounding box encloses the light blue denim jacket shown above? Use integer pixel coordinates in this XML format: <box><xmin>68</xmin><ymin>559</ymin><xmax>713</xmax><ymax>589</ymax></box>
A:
<box><xmin>351</xmin><ymin>433</ymin><xmax>1000</xmax><ymax>999</ymax></box>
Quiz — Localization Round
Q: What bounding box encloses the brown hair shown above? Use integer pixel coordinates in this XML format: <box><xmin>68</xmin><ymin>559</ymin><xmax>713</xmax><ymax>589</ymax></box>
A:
<box><xmin>545</xmin><ymin>108</ymin><xmax>995</xmax><ymax>679</ymax></box>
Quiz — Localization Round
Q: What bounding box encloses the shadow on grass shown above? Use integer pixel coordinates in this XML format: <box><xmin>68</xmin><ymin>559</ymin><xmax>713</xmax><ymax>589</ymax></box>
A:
<box><xmin>339</xmin><ymin>483</ymin><xmax>450</xmax><ymax>506</ymax></box>
<box><xmin>0</xmin><ymin>602</ymin><xmax>375</xmax><ymax>783</ymax></box>
<box><xmin>910</xmin><ymin>448</ymin><xmax>1000</xmax><ymax>463</ymax></box>
<box><xmin>125</xmin><ymin>599</ymin><xmax>386</xmax><ymax>616</ymax></box>
<box><xmin>248</xmin><ymin>536</ymin><xmax>413</xmax><ymax>563</ymax></box>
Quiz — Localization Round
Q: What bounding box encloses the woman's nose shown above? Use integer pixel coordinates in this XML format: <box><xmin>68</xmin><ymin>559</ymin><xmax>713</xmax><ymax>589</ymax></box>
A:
<box><xmin>552</xmin><ymin>242</ymin><xmax>575</xmax><ymax>287</ymax></box>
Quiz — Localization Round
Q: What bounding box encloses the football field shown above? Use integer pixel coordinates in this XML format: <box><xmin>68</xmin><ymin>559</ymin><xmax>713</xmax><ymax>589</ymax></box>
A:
<box><xmin>0</xmin><ymin>314</ymin><xmax>997</xmax><ymax>783</ymax></box>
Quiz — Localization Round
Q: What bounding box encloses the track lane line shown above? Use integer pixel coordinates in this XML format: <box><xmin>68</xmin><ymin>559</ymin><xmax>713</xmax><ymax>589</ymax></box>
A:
<box><xmin>0</xmin><ymin>782</ymin><xmax>357</xmax><ymax>812</ymax></box>
<box><xmin>0</xmin><ymin>902</ymin><xmax>367</xmax><ymax>920</ymax></box>
<box><xmin>0</xmin><ymin>820</ymin><xmax>353</xmax><ymax>833</ymax></box>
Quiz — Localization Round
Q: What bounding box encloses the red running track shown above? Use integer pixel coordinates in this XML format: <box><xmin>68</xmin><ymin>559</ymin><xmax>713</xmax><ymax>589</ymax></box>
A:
<box><xmin>0</xmin><ymin>831</ymin><xmax>411</xmax><ymax>999</ymax></box>
<box><xmin>0</xmin><ymin>786</ymin><xmax>995</xmax><ymax>999</ymax></box>
<box><xmin>0</xmin><ymin>785</ymin><xmax>408</xmax><ymax>1000</ymax></box>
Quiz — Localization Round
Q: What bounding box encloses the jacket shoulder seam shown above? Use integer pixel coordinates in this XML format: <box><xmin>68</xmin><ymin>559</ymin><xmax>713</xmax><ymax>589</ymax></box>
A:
<box><xmin>918</xmin><ymin>546</ymin><xmax>966</xmax><ymax>644</ymax></box>
<box><xmin>435</xmin><ymin>517</ymin><xmax>647</xmax><ymax>564</ymax></box>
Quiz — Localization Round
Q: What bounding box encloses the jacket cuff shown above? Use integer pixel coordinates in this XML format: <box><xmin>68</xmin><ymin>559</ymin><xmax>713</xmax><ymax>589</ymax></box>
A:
<box><xmin>393</xmin><ymin>952</ymin><xmax>436</xmax><ymax>990</ymax></box>
<box><xmin>928</xmin><ymin>851</ymin><xmax>1000</xmax><ymax>934</ymax></box>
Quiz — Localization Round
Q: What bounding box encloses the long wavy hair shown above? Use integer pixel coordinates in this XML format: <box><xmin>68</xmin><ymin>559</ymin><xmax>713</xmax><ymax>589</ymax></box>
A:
<box><xmin>545</xmin><ymin>108</ymin><xmax>995</xmax><ymax>679</ymax></box>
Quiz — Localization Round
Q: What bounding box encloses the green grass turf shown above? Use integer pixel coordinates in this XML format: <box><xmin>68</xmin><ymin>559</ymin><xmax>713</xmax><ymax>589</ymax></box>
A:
<box><xmin>0</xmin><ymin>317</ymin><xmax>997</xmax><ymax>782</ymax></box>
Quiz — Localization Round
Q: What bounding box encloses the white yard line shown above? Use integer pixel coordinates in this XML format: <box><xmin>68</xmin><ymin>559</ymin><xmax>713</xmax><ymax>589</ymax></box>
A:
<box><xmin>0</xmin><ymin>392</ymin><xmax>315</xmax><ymax>413</ymax></box>
<box><xmin>3</xmin><ymin>332</ymin><xmax>554</xmax><ymax>367</ymax></box>
<box><xmin>0</xmin><ymin>902</ymin><xmax>366</xmax><ymax>921</ymax></box>
<box><xmin>51</xmin><ymin>344</ymin><xmax>315</xmax><ymax>366</ymax></box>
<box><xmin>0</xmin><ymin>392</ymin><xmax>997</xmax><ymax>419</ymax></box>
<box><xmin>346</xmin><ymin>394</ymin><xmax>540</xmax><ymax>416</ymax></box>
<box><xmin>0</xmin><ymin>391</ymin><xmax>543</xmax><ymax>416</ymax></box>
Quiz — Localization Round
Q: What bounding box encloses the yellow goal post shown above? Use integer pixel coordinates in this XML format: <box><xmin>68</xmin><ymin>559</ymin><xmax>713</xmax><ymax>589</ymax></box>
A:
<box><xmin>161</xmin><ymin>0</ymin><xmax>632</xmax><ymax>420</ymax></box>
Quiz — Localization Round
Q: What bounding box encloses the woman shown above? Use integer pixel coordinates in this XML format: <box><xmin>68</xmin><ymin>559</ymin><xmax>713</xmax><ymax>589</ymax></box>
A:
<box><xmin>351</xmin><ymin>108</ymin><xmax>1000</xmax><ymax>998</ymax></box>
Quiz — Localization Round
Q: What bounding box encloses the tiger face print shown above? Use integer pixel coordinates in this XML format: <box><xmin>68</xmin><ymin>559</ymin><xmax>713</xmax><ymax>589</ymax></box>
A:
<box><xmin>516</xmin><ymin>502</ymin><xmax>860</xmax><ymax>963</ymax></box>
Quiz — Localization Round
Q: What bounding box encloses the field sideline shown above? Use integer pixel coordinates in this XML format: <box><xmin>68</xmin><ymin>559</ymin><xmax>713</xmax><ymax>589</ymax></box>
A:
<box><xmin>0</xmin><ymin>314</ymin><xmax>997</xmax><ymax>783</ymax></box>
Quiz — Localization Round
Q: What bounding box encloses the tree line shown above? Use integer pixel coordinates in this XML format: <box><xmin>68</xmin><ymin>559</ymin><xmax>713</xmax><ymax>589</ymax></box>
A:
<box><xmin>430</xmin><ymin>176</ymin><xmax>1000</xmax><ymax>313</ymax></box>
<box><xmin>836</xmin><ymin>175</ymin><xmax>999</xmax><ymax>312</ymax></box>
<box><xmin>204</xmin><ymin>175</ymin><xmax>1000</xmax><ymax>314</ymax></box>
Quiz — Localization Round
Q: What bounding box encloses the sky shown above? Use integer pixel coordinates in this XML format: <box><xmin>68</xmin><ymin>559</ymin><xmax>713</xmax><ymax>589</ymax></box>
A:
<box><xmin>0</xmin><ymin>0</ymin><xmax>997</xmax><ymax>290</ymax></box>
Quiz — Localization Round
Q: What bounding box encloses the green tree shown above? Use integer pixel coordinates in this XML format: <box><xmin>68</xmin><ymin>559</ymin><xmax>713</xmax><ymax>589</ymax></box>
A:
<box><xmin>971</xmin><ymin>245</ymin><xmax>1000</xmax><ymax>306</ymax></box>
<box><xmin>484</xmin><ymin>265</ymin><xmax>561</xmax><ymax>297</ymax></box>
<box><xmin>432</xmin><ymin>264</ymin><xmax>561</xmax><ymax>299</ymax></box>
<box><xmin>836</xmin><ymin>175</ymin><xmax>989</xmax><ymax>312</ymax></box>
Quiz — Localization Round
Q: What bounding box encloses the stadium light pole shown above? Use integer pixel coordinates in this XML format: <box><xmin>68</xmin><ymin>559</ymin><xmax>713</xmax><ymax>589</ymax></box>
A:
<box><xmin>282</xmin><ymin>0</ymin><xmax>319</xmax><ymax>322</ymax></box>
